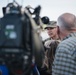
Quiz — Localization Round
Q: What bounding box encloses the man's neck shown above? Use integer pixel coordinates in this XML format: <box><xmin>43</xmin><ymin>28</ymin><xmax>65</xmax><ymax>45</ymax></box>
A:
<box><xmin>52</xmin><ymin>35</ymin><xmax>59</xmax><ymax>40</ymax></box>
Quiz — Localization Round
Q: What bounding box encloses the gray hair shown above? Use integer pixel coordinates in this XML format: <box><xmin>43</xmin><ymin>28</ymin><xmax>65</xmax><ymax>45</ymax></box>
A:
<box><xmin>57</xmin><ymin>13</ymin><xmax>76</xmax><ymax>31</ymax></box>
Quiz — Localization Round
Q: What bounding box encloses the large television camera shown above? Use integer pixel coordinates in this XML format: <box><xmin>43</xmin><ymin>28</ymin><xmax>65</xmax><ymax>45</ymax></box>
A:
<box><xmin>0</xmin><ymin>1</ymin><xmax>45</xmax><ymax>75</ymax></box>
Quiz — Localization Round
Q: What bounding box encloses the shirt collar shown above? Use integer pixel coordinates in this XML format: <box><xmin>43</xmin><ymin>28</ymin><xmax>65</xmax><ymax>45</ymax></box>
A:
<box><xmin>63</xmin><ymin>32</ymin><xmax>76</xmax><ymax>40</ymax></box>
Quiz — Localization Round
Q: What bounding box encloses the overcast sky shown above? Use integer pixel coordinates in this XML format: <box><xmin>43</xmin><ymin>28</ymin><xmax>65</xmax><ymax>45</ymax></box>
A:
<box><xmin>0</xmin><ymin>0</ymin><xmax>76</xmax><ymax>20</ymax></box>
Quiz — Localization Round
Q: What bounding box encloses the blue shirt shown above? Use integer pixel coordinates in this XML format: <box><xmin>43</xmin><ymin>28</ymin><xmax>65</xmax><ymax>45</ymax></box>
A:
<box><xmin>52</xmin><ymin>32</ymin><xmax>76</xmax><ymax>75</ymax></box>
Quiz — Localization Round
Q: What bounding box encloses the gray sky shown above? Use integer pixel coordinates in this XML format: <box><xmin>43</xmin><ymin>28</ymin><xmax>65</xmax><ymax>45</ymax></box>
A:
<box><xmin>0</xmin><ymin>0</ymin><xmax>76</xmax><ymax>20</ymax></box>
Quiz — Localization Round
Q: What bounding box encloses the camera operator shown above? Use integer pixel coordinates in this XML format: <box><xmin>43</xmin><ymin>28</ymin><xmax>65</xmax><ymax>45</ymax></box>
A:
<box><xmin>52</xmin><ymin>13</ymin><xmax>76</xmax><ymax>75</ymax></box>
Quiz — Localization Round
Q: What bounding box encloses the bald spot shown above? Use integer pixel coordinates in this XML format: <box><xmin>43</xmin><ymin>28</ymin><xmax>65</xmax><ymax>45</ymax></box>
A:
<box><xmin>58</xmin><ymin>13</ymin><xmax>76</xmax><ymax>30</ymax></box>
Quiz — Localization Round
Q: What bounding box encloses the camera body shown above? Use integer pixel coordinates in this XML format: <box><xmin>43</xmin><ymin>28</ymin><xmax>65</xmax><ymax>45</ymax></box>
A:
<box><xmin>0</xmin><ymin>2</ymin><xmax>33</xmax><ymax>75</ymax></box>
<box><xmin>0</xmin><ymin>1</ymin><xmax>45</xmax><ymax>75</ymax></box>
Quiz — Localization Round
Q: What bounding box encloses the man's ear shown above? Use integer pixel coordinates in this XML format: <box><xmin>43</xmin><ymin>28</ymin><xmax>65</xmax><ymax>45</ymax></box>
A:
<box><xmin>57</xmin><ymin>26</ymin><xmax>59</xmax><ymax>34</ymax></box>
<box><xmin>57</xmin><ymin>26</ymin><xmax>60</xmax><ymax>39</ymax></box>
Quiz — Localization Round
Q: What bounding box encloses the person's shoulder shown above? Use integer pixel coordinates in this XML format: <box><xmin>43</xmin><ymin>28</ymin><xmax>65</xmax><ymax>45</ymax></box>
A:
<box><xmin>60</xmin><ymin>37</ymin><xmax>76</xmax><ymax>45</ymax></box>
<box><xmin>57</xmin><ymin>37</ymin><xmax>76</xmax><ymax>53</ymax></box>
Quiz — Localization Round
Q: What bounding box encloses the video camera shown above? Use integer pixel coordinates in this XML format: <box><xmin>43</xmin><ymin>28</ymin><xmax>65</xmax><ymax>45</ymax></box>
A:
<box><xmin>0</xmin><ymin>1</ymin><xmax>44</xmax><ymax>75</ymax></box>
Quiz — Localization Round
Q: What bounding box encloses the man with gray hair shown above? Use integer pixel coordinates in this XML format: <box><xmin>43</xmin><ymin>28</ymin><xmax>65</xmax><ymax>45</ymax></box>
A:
<box><xmin>52</xmin><ymin>13</ymin><xmax>76</xmax><ymax>75</ymax></box>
